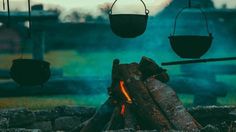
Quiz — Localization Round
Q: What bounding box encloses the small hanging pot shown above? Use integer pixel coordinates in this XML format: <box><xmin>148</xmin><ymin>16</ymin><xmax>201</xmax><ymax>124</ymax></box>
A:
<box><xmin>169</xmin><ymin>7</ymin><xmax>213</xmax><ymax>59</ymax></box>
<box><xmin>10</xmin><ymin>59</ymin><xmax>51</xmax><ymax>86</ymax></box>
<box><xmin>109</xmin><ymin>0</ymin><xmax>149</xmax><ymax>38</ymax></box>
<box><xmin>9</xmin><ymin>0</ymin><xmax>51</xmax><ymax>86</ymax></box>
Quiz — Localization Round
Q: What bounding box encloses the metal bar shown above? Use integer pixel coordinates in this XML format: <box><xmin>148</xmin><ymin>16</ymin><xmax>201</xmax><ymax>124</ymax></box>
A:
<box><xmin>6</xmin><ymin>0</ymin><xmax>10</xmax><ymax>27</ymax></box>
<box><xmin>28</xmin><ymin>0</ymin><xmax>31</xmax><ymax>38</ymax></box>
<box><xmin>3</xmin><ymin>0</ymin><xmax>5</xmax><ymax>10</ymax></box>
<box><xmin>161</xmin><ymin>57</ymin><xmax>236</xmax><ymax>66</ymax></box>
<box><xmin>188</xmin><ymin>0</ymin><xmax>191</xmax><ymax>8</ymax></box>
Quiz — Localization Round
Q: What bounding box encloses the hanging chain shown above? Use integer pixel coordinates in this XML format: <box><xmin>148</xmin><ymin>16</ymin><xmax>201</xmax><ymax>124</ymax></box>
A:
<box><xmin>28</xmin><ymin>0</ymin><xmax>32</xmax><ymax>38</ymax></box>
<box><xmin>188</xmin><ymin>0</ymin><xmax>192</xmax><ymax>8</ymax></box>
<box><xmin>6</xmin><ymin>0</ymin><xmax>10</xmax><ymax>27</ymax></box>
<box><xmin>3</xmin><ymin>0</ymin><xmax>5</xmax><ymax>10</ymax></box>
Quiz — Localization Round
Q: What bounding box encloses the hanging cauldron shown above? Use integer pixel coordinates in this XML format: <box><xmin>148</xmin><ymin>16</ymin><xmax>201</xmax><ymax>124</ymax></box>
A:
<box><xmin>8</xmin><ymin>0</ymin><xmax>50</xmax><ymax>86</ymax></box>
<box><xmin>169</xmin><ymin>7</ymin><xmax>213</xmax><ymax>59</ymax></box>
<box><xmin>10</xmin><ymin>59</ymin><xmax>51</xmax><ymax>86</ymax></box>
<box><xmin>109</xmin><ymin>0</ymin><xmax>149</xmax><ymax>38</ymax></box>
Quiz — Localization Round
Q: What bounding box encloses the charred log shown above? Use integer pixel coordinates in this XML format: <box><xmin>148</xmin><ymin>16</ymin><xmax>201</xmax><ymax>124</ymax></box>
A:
<box><xmin>80</xmin><ymin>98</ymin><xmax>115</xmax><ymax>132</ymax></box>
<box><xmin>105</xmin><ymin>106</ymin><xmax>124</xmax><ymax>130</ymax></box>
<box><xmin>123</xmin><ymin>104</ymin><xmax>139</xmax><ymax>130</ymax></box>
<box><xmin>139</xmin><ymin>56</ymin><xmax>169</xmax><ymax>83</ymax></box>
<box><xmin>118</xmin><ymin>63</ymin><xmax>172</xmax><ymax>130</ymax></box>
<box><xmin>145</xmin><ymin>77</ymin><xmax>202</xmax><ymax>131</ymax></box>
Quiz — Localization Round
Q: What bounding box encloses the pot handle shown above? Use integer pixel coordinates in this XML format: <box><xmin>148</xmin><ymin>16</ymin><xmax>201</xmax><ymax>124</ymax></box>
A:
<box><xmin>172</xmin><ymin>7</ymin><xmax>211</xmax><ymax>36</ymax></box>
<box><xmin>109</xmin><ymin>0</ymin><xmax>149</xmax><ymax>15</ymax></box>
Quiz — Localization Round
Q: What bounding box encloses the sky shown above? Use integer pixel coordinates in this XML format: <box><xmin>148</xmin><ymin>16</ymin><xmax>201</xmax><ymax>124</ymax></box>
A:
<box><xmin>1</xmin><ymin>0</ymin><xmax>236</xmax><ymax>16</ymax></box>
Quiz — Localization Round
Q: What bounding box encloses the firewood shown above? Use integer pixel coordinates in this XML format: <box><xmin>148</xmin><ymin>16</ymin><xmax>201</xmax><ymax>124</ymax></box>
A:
<box><xmin>71</xmin><ymin>118</ymin><xmax>91</xmax><ymax>132</ymax></box>
<box><xmin>80</xmin><ymin>98</ymin><xmax>115</xmax><ymax>132</ymax></box>
<box><xmin>108</xmin><ymin>59</ymin><xmax>120</xmax><ymax>92</ymax></box>
<box><xmin>139</xmin><ymin>56</ymin><xmax>169</xmax><ymax>83</ymax></box>
<box><xmin>105</xmin><ymin>106</ymin><xmax>124</xmax><ymax>130</ymax></box>
<box><xmin>124</xmin><ymin>104</ymin><xmax>139</xmax><ymax>130</ymax></box>
<box><xmin>118</xmin><ymin>63</ymin><xmax>172</xmax><ymax>130</ymax></box>
<box><xmin>108</xmin><ymin>59</ymin><xmax>122</xmax><ymax>102</ymax></box>
<box><xmin>145</xmin><ymin>77</ymin><xmax>202</xmax><ymax>131</ymax></box>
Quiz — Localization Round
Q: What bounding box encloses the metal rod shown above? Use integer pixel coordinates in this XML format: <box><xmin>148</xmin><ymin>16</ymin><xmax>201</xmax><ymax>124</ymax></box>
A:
<box><xmin>7</xmin><ymin>0</ymin><xmax>10</xmax><ymax>27</ymax></box>
<box><xmin>161</xmin><ymin>57</ymin><xmax>236</xmax><ymax>66</ymax></box>
<box><xmin>28</xmin><ymin>0</ymin><xmax>31</xmax><ymax>38</ymax></box>
<box><xmin>3</xmin><ymin>0</ymin><xmax>5</xmax><ymax>10</ymax></box>
<box><xmin>188</xmin><ymin>0</ymin><xmax>191</xmax><ymax>8</ymax></box>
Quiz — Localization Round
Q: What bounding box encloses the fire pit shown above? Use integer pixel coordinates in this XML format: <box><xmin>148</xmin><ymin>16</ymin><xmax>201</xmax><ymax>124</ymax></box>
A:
<box><xmin>77</xmin><ymin>57</ymin><xmax>204</xmax><ymax>132</ymax></box>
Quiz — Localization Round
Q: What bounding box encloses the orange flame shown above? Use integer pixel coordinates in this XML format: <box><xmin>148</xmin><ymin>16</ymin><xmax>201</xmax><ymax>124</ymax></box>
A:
<box><xmin>120</xmin><ymin>104</ymin><xmax>126</xmax><ymax>115</ymax></box>
<box><xmin>119</xmin><ymin>81</ymin><xmax>132</xmax><ymax>104</ymax></box>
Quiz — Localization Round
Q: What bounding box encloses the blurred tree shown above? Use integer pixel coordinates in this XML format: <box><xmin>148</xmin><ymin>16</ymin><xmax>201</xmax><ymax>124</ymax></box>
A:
<box><xmin>97</xmin><ymin>2</ymin><xmax>111</xmax><ymax>20</ymax></box>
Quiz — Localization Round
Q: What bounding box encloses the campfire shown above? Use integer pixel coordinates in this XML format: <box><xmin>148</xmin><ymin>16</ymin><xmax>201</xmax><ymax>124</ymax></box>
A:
<box><xmin>74</xmin><ymin>57</ymin><xmax>202</xmax><ymax>132</ymax></box>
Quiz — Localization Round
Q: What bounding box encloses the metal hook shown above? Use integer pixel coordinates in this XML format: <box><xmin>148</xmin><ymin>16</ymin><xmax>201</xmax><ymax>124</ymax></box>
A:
<box><xmin>172</xmin><ymin>7</ymin><xmax>211</xmax><ymax>36</ymax></box>
<box><xmin>28</xmin><ymin>0</ymin><xmax>31</xmax><ymax>38</ymax></box>
<box><xmin>109</xmin><ymin>0</ymin><xmax>149</xmax><ymax>15</ymax></box>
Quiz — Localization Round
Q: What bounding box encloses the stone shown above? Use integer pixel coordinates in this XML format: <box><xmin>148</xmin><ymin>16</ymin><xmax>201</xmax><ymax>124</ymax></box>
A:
<box><xmin>0</xmin><ymin>108</ymin><xmax>36</xmax><ymax>127</ymax></box>
<box><xmin>34</xmin><ymin>110</ymin><xmax>57</xmax><ymax>121</ymax></box>
<box><xmin>27</xmin><ymin>121</ymin><xmax>52</xmax><ymax>132</ymax></box>
<box><xmin>201</xmin><ymin>124</ymin><xmax>220</xmax><ymax>132</ymax></box>
<box><xmin>104</xmin><ymin>129</ymin><xmax>159</xmax><ymax>132</ymax></box>
<box><xmin>0</xmin><ymin>128</ymin><xmax>41</xmax><ymax>132</ymax></box>
<box><xmin>54</xmin><ymin>116</ymin><xmax>81</xmax><ymax>131</ymax></box>
<box><xmin>52</xmin><ymin>106</ymin><xmax>95</xmax><ymax>122</ymax></box>
<box><xmin>0</xmin><ymin>117</ymin><xmax>9</xmax><ymax>128</ymax></box>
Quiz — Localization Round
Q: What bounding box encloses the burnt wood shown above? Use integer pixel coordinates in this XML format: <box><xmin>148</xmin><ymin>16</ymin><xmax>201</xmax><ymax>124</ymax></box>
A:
<box><xmin>80</xmin><ymin>98</ymin><xmax>115</xmax><ymax>132</ymax></box>
<box><xmin>139</xmin><ymin>56</ymin><xmax>169</xmax><ymax>83</ymax></box>
<box><xmin>145</xmin><ymin>77</ymin><xmax>202</xmax><ymax>131</ymax></box>
<box><xmin>118</xmin><ymin>63</ymin><xmax>172</xmax><ymax>130</ymax></box>
<box><xmin>105</xmin><ymin>106</ymin><xmax>124</xmax><ymax>130</ymax></box>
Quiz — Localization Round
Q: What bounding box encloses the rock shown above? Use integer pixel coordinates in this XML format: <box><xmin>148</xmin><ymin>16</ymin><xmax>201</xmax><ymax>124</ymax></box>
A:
<box><xmin>0</xmin><ymin>128</ymin><xmax>41</xmax><ymax>132</ymax></box>
<box><xmin>33</xmin><ymin>110</ymin><xmax>57</xmax><ymax>121</ymax></box>
<box><xmin>53</xmin><ymin>106</ymin><xmax>95</xmax><ymax>120</ymax></box>
<box><xmin>228</xmin><ymin>121</ymin><xmax>236</xmax><ymax>132</ymax></box>
<box><xmin>0</xmin><ymin>117</ymin><xmax>9</xmax><ymax>128</ymax></box>
<box><xmin>201</xmin><ymin>124</ymin><xmax>220</xmax><ymax>132</ymax></box>
<box><xmin>27</xmin><ymin>121</ymin><xmax>52</xmax><ymax>132</ymax></box>
<box><xmin>0</xmin><ymin>108</ymin><xmax>36</xmax><ymax>127</ymax></box>
<box><xmin>104</xmin><ymin>129</ymin><xmax>159</xmax><ymax>132</ymax></box>
<box><xmin>188</xmin><ymin>106</ymin><xmax>236</xmax><ymax>126</ymax></box>
<box><xmin>54</xmin><ymin>116</ymin><xmax>81</xmax><ymax>131</ymax></box>
<box><xmin>33</xmin><ymin>106</ymin><xmax>95</xmax><ymax>122</ymax></box>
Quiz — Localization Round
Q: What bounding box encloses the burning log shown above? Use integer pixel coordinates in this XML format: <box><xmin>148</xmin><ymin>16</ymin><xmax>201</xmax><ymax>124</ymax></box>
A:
<box><xmin>105</xmin><ymin>106</ymin><xmax>124</xmax><ymax>130</ymax></box>
<box><xmin>80</xmin><ymin>98</ymin><xmax>115</xmax><ymax>132</ymax></box>
<box><xmin>118</xmin><ymin>63</ymin><xmax>172</xmax><ymax>130</ymax></box>
<box><xmin>145</xmin><ymin>77</ymin><xmax>202</xmax><ymax>131</ymax></box>
<box><xmin>139</xmin><ymin>57</ymin><xmax>169</xmax><ymax>83</ymax></box>
<box><xmin>123</xmin><ymin>104</ymin><xmax>139</xmax><ymax>129</ymax></box>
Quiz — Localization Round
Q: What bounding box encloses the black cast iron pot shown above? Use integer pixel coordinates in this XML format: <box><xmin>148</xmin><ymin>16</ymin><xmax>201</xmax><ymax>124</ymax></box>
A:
<box><xmin>109</xmin><ymin>0</ymin><xmax>149</xmax><ymax>38</ymax></box>
<box><xmin>169</xmin><ymin>7</ymin><xmax>213</xmax><ymax>59</ymax></box>
<box><xmin>10</xmin><ymin>59</ymin><xmax>51</xmax><ymax>86</ymax></box>
<box><xmin>169</xmin><ymin>35</ymin><xmax>213</xmax><ymax>59</ymax></box>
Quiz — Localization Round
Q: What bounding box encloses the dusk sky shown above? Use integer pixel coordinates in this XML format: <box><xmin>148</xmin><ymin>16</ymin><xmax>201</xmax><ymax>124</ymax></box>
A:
<box><xmin>2</xmin><ymin>0</ymin><xmax>236</xmax><ymax>16</ymax></box>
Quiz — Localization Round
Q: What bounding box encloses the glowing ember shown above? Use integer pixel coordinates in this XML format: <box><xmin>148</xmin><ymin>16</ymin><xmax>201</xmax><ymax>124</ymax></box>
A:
<box><xmin>120</xmin><ymin>104</ymin><xmax>126</xmax><ymax>115</ymax></box>
<box><xmin>119</xmin><ymin>81</ymin><xmax>132</xmax><ymax>104</ymax></box>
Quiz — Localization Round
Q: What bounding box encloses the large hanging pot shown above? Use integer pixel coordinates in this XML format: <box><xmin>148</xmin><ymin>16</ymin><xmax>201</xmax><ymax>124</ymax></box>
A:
<box><xmin>10</xmin><ymin>59</ymin><xmax>51</xmax><ymax>86</ymax></box>
<box><xmin>109</xmin><ymin>0</ymin><xmax>149</xmax><ymax>38</ymax></box>
<box><xmin>169</xmin><ymin>7</ymin><xmax>213</xmax><ymax>59</ymax></box>
<box><xmin>9</xmin><ymin>0</ymin><xmax>51</xmax><ymax>86</ymax></box>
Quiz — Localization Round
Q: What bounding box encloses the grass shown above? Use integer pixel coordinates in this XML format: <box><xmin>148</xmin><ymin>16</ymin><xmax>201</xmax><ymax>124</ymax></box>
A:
<box><xmin>1</xmin><ymin>93</ymin><xmax>236</xmax><ymax>110</ymax></box>
<box><xmin>0</xmin><ymin>50</ymin><xmax>236</xmax><ymax>109</ymax></box>
<box><xmin>0</xmin><ymin>94</ymin><xmax>108</xmax><ymax>110</ymax></box>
